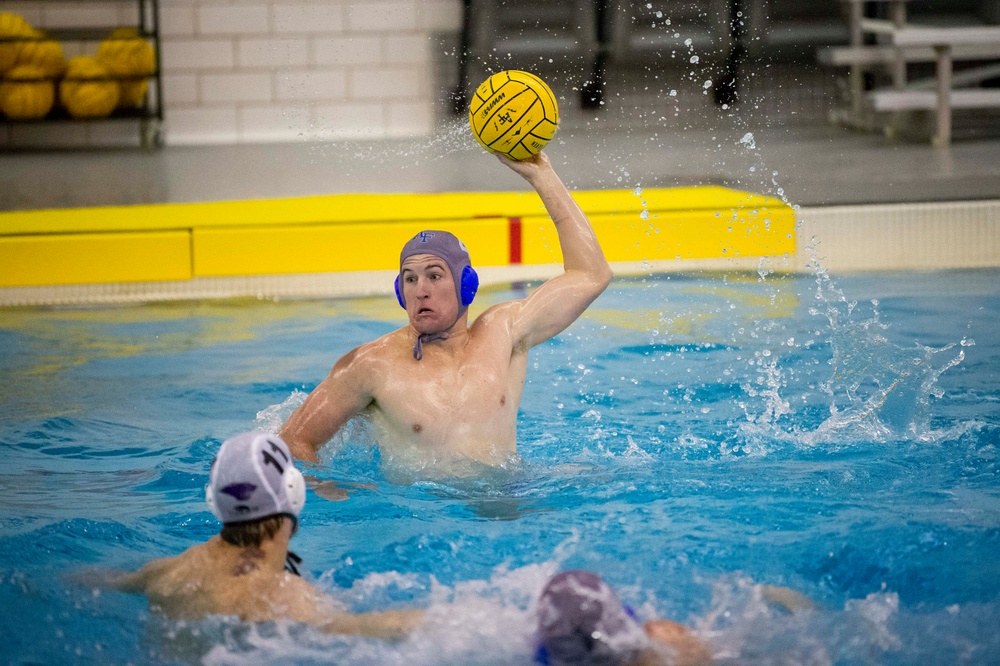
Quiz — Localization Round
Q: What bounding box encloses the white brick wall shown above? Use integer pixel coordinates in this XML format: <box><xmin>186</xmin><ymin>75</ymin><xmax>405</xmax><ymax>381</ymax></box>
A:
<box><xmin>0</xmin><ymin>0</ymin><xmax>464</xmax><ymax>146</ymax></box>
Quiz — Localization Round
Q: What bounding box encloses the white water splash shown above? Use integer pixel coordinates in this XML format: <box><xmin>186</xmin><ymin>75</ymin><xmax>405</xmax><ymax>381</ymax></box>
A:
<box><xmin>196</xmin><ymin>562</ymin><xmax>561</xmax><ymax>666</ymax></box>
<box><xmin>697</xmin><ymin>574</ymin><xmax>904</xmax><ymax>664</ymax></box>
<box><xmin>253</xmin><ymin>390</ymin><xmax>307</xmax><ymax>433</ymax></box>
<box><xmin>736</xmin><ymin>257</ymin><xmax>966</xmax><ymax>449</ymax></box>
<box><xmin>254</xmin><ymin>390</ymin><xmax>375</xmax><ymax>461</ymax></box>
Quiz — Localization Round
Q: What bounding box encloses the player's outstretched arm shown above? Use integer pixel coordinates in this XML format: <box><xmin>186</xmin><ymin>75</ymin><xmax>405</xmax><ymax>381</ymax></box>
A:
<box><xmin>497</xmin><ymin>152</ymin><xmax>613</xmax><ymax>348</ymax></box>
<box><xmin>320</xmin><ymin>609</ymin><xmax>425</xmax><ymax>639</ymax></box>
<box><xmin>66</xmin><ymin>557</ymin><xmax>170</xmax><ymax>595</ymax></box>
<box><xmin>640</xmin><ymin>619</ymin><xmax>713</xmax><ymax>666</ymax></box>
<box><xmin>281</xmin><ymin>346</ymin><xmax>375</xmax><ymax>463</ymax></box>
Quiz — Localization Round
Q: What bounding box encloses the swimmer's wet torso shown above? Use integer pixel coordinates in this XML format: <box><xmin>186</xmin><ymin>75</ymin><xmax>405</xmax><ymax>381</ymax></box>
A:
<box><xmin>281</xmin><ymin>260</ymin><xmax>539</xmax><ymax>466</ymax></box>
<box><xmin>329</xmin><ymin>300</ymin><xmax>528</xmax><ymax>465</ymax></box>
<box><xmin>281</xmin><ymin>153</ymin><xmax>612</xmax><ymax>467</ymax></box>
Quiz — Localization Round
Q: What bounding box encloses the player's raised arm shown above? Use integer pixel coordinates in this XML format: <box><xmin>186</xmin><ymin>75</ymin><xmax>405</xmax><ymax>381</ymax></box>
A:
<box><xmin>498</xmin><ymin>152</ymin><xmax>613</xmax><ymax>349</ymax></box>
<box><xmin>280</xmin><ymin>345</ymin><xmax>375</xmax><ymax>463</ymax></box>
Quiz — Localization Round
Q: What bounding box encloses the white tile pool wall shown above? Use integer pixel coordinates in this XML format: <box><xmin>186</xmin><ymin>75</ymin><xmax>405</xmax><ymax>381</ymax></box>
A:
<box><xmin>0</xmin><ymin>0</ymin><xmax>462</xmax><ymax>146</ymax></box>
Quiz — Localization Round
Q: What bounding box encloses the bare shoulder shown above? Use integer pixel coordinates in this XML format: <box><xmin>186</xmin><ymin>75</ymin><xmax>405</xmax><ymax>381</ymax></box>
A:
<box><xmin>259</xmin><ymin>571</ymin><xmax>333</xmax><ymax>623</ymax></box>
<box><xmin>474</xmin><ymin>297</ymin><xmax>562</xmax><ymax>353</ymax></box>
<box><xmin>337</xmin><ymin>328</ymin><xmax>409</xmax><ymax>369</ymax></box>
<box><xmin>145</xmin><ymin>543</ymin><xmax>210</xmax><ymax>582</ymax></box>
<box><xmin>471</xmin><ymin>300</ymin><xmax>522</xmax><ymax>332</ymax></box>
<box><xmin>325</xmin><ymin>331</ymin><xmax>407</xmax><ymax>387</ymax></box>
<box><xmin>108</xmin><ymin>550</ymin><xmax>190</xmax><ymax>595</ymax></box>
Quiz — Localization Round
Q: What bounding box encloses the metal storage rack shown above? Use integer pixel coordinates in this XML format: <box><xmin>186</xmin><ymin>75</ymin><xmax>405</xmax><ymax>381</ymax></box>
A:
<box><xmin>0</xmin><ymin>0</ymin><xmax>163</xmax><ymax>149</ymax></box>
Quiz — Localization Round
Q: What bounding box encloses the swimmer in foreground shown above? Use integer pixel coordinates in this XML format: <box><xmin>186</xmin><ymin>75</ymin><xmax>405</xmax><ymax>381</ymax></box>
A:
<box><xmin>280</xmin><ymin>152</ymin><xmax>612</xmax><ymax>467</ymax></box>
<box><xmin>536</xmin><ymin>570</ymin><xmax>712</xmax><ymax>666</ymax></box>
<box><xmin>536</xmin><ymin>570</ymin><xmax>818</xmax><ymax>666</ymax></box>
<box><xmin>78</xmin><ymin>432</ymin><xmax>422</xmax><ymax>638</ymax></box>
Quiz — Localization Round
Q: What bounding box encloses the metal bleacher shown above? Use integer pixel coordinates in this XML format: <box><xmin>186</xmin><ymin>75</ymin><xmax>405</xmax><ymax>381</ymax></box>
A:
<box><xmin>818</xmin><ymin>0</ymin><xmax>1000</xmax><ymax>145</ymax></box>
<box><xmin>450</xmin><ymin>0</ymin><xmax>1000</xmax><ymax>144</ymax></box>
<box><xmin>451</xmin><ymin>1</ymin><xmax>852</xmax><ymax>111</ymax></box>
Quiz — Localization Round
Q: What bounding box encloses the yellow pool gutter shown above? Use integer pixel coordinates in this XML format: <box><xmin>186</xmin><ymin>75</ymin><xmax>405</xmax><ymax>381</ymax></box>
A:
<box><xmin>0</xmin><ymin>185</ymin><xmax>796</xmax><ymax>305</ymax></box>
<box><xmin>4</xmin><ymin>188</ymin><xmax>998</xmax><ymax>307</ymax></box>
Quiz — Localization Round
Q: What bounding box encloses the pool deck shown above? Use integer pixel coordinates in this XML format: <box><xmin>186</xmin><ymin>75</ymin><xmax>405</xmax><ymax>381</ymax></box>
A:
<box><xmin>2</xmin><ymin>104</ymin><xmax>1000</xmax><ymax>211</ymax></box>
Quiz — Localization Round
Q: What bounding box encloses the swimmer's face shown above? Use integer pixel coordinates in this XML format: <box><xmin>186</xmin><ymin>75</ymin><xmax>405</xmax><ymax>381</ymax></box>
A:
<box><xmin>400</xmin><ymin>254</ymin><xmax>460</xmax><ymax>333</ymax></box>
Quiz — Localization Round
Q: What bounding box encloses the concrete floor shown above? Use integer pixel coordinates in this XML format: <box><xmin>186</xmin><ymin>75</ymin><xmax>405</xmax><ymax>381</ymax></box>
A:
<box><xmin>2</xmin><ymin>63</ymin><xmax>999</xmax><ymax>211</ymax></box>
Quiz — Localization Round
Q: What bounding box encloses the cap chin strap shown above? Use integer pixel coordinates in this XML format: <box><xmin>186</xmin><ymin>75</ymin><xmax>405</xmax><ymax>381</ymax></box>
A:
<box><xmin>412</xmin><ymin>307</ymin><xmax>467</xmax><ymax>360</ymax></box>
<box><xmin>413</xmin><ymin>331</ymin><xmax>448</xmax><ymax>360</ymax></box>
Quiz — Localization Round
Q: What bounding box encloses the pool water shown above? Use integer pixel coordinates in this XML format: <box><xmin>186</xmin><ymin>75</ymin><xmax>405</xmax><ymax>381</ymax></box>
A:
<box><xmin>1</xmin><ymin>268</ymin><xmax>998</xmax><ymax>665</ymax></box>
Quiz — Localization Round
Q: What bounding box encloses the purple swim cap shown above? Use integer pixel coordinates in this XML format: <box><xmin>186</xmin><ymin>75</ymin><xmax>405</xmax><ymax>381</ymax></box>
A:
<box><xmin>537</xmin><ymin>570</ymin><xmax>647</xmax><ymax>666</ymax></box>
<box><xmin>396</xmin><ymin>230</ymin><xmax>478</xmax><ymax>309</ymax></box>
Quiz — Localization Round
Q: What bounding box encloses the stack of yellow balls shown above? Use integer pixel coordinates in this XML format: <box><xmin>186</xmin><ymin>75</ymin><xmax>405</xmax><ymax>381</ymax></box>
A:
<box><xmin>0</xmin><ymin>64</ymin><xmax>54</xmax><ymax>119</ymax></box>
<box><xmin>96</xmin><ymin>27</ymin><xmax>156</xmax><ymax>108</ymax></box>
<box><xmin>0</xmin><ymin>14</ymin><xmax>156</xmax><ymax>120</ymax></box>
<box><xmin>17</xmin><ymin>29</ymin><xmax>66</xmax><ymax>78</ymax></box>
<box><xmin>0</xmin><ymin>13</ymin><xmax>64</xmax><ymax>119</ymax></box>
<box><xmin>60</xmin><ymin>56</ymin><xmax>119</xmax><ymax>118</ymax></box>
<box><xmin>0</xmin><ymin>12</ymin><xmax>34</xmax><ymax>75</ymax></box>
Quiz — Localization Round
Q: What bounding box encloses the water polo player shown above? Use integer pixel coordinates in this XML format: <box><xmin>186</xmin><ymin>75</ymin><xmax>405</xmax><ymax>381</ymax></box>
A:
<box><xmin>281</xmin><ymin>151</ymin><xmax>612</xmax><ymax>468</ymax></box>
<box><xmin>78</xmin><ymin>432</ymin><xmax>423</xmax><ymax>637</ymax></box>
<box><xmin>536</xmin><ymin>570</ymin><xmax>712</xmax><ymax>666</ymax></box>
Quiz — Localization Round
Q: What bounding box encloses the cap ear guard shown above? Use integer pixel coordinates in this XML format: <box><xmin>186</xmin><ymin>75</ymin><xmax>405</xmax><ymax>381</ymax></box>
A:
<box><xmin>284</xmin><ymin>465</ymin><xmax>306</xmax><ymax>517</ymax></box>
<box><xmin>206</xmin><ymin>454</ymin><xmax>223</xmax><ymax>520</ymax></box>
<box><xmin>460</xmin><ymin>265</ymin><xmax>479</xmax><ymax>307</ymax></box>
<box><xmin>394</xmin><ymin>274</ymin><xmax>405</xmax><ymax>309</ymax></box>
<box><xmin>206</xmin><ymin>483</ymin><xmax>223</xmax><ymax>521</ymax></box>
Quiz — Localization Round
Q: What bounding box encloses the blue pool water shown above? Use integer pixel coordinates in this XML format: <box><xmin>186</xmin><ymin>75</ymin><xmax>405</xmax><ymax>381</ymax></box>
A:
<box><xmin>1</xmin><ymin>268</ymin><xmax>999</xmax><ymax>664</ymax></box>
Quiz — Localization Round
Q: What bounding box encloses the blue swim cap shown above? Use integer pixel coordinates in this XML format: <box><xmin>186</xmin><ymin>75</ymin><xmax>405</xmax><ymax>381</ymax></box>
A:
<box><xmin>395</xmin><ymin>230</ymin><xmax>479</xmax><ymax>309</ymax></box>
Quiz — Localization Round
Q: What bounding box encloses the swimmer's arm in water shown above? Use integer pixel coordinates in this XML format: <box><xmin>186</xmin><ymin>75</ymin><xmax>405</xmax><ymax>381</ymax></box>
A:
<box><xmin>760</xmin><ymin>584</ymin><xmax>820</xmax><ymax>613</ymax></box>
<box><xmin>302</xmin><ymin>476</ymin><xmax>375</xmax><ymax>502</ymax></box>
<box><xmin>67</xmin><ymin>557</ymin><xmax>171</xmax><ymax>595</ymax></box>
<box><xmin>319</xmin><ymin>609</ymin><xmax>425</xmax><ymax>640</ymax></box>
<box><xmin>496</xmin><ymin>152</ymin><xmax>613</xmax><ymax>348</ymax></box>
<box><xmin>638</xmin><ymin>619</ymin><xmax>713</xmax><ymax>666</ymax></box>
<box><xmin>278</xmin><ymin>578</ymin><xmax>423</xmax><ymax>639</ymax></box>
<box><xmin>281</xmin><ymin>345</ymin><xmax>376</xmax><ymax>463</ymax></box>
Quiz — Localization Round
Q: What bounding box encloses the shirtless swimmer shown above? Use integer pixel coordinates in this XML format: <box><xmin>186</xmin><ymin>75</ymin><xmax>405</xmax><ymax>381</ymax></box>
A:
<box><xmin>77</xmin><ymin>432</ymin><xmax>422</xmax><ymax>637</ymax></box>
<box><xmin>280</xmin><ymin>152</ymin><xmax>612</xmax><ymax>466</ymax></box>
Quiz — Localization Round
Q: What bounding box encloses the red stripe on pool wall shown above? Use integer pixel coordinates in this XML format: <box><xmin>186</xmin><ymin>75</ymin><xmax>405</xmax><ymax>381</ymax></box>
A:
<box><xmin>509</xmin><ymin>217</ymin><xmax>522</xmax><ymax>264</ymax></box>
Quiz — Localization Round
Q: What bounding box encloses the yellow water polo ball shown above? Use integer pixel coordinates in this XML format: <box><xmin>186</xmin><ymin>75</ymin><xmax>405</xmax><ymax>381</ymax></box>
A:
<box><xmin>15</xmin><ymin>29</ymin><xmax>66</xmax><ymax>78</ymax></box>
<box><xmin>0</xmin><ymin>12</ymin><xmax>35</xmax><ymax>75</ymax></box>
<box><xmin>59</xmin><ymin>56</ymin><xmax>119</xmax><ymax>118</ymax></box>
<box><xmin>96</xmin><ymin>28</ymin><xmax>156</xmax><ymax>108</ymax></box>
<box><xmin>0</xmin><ymin>63</ymin><xmax>55</xmax><ymax>119</ymax></box>
<box><xmin>468</xmin><ymin>70</ymin><xmax>559</xmax><ymax>161</ymax></box>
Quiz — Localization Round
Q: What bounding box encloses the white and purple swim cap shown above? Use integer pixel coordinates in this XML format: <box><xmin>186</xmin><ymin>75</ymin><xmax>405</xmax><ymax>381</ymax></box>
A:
<box><xmin>205</xmin><ymin>432</ymin><xmax>305</xmax><ymax>526</ymax></box>
<box><xmin>536</xmin><ymin>570</ymin><xmax>648</xmax><ymax>666</ymax></box>
<box><xmin>395</xmin><ymin>230</ymin><xmax>479</xmax><ymax>309</ymax></box>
